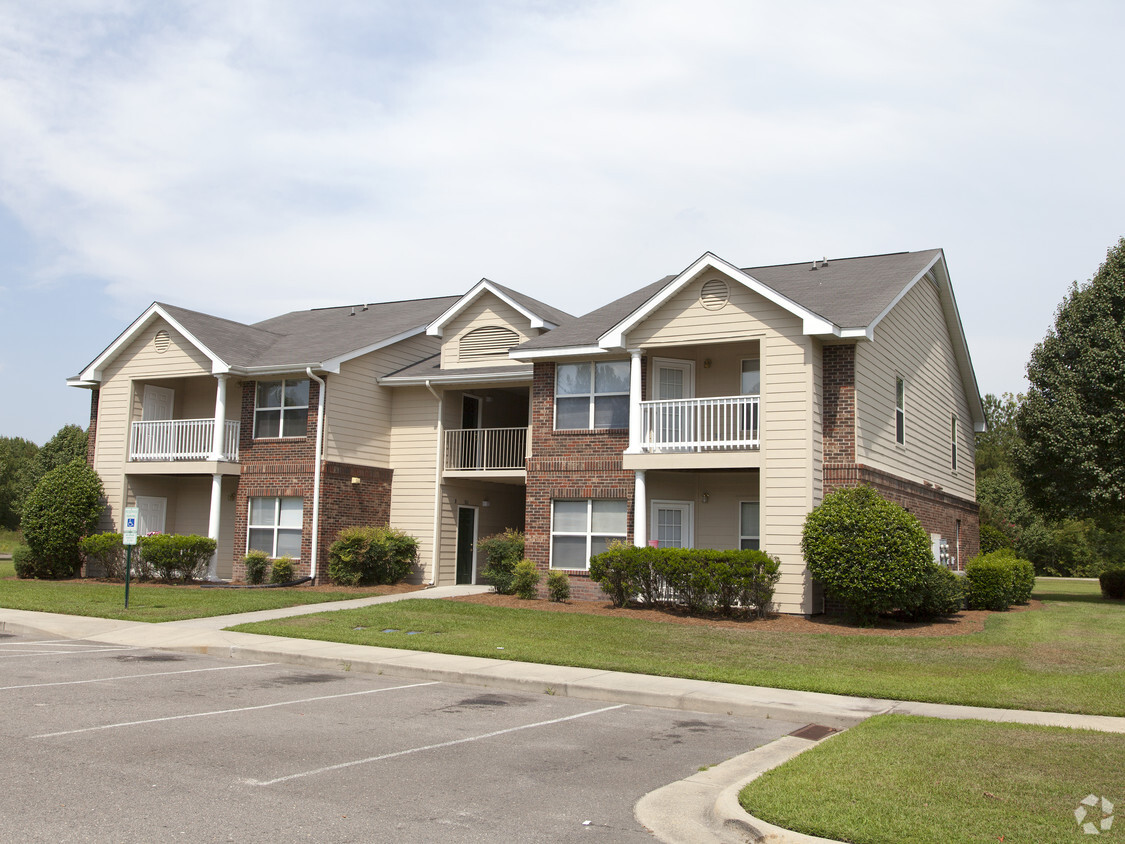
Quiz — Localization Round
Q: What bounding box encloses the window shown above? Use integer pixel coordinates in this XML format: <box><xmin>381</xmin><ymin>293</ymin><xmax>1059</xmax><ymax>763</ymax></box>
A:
<box><xmin>555</xmin><ymin>361</ymin><xmax>629</xmax><ymax>429</ymax></box>
<box><xmin>248</xmin><ymin>497</ymin><xmax>303</xmax><ymax>558</ymax></box>
<box><xmin>740</xmin><ymin>359</ymin><xmax>761</xmax><ymax>396</ymax></box>
<box><xmin>951</xmin><ymin>414</ymin><xmax>958</xmax><ymax>471</ymax></box>
<box><xmin>255</xmin><ymin>379</ymin><xmax>309</xmax><ymax>438</ymax></box>
<box><xmin>550</xmin><ymin>499</ymin><xmax>627</xmax><ymax>570</ymax></box>
<box><xmin>895</xmin><ymin>377</ymin><xmax>906</xmax><ymax>445</ymax></box>
<box><xmin>739</xmin><ymin>501</ymin><xmax>760</xmax><ymax>550</ymax></box>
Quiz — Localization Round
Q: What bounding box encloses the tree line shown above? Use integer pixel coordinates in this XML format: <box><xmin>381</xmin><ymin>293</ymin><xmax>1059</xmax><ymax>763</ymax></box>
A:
<box><xmin>0</xmin><ymin>424</ymin><xmax>89</xmax><ymax>530</ymax></box>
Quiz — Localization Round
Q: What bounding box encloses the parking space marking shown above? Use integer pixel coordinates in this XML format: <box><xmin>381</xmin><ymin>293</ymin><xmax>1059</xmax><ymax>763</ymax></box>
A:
<box><xmin>248</xmin><ymin>703</ymin><xmax>629</xmax><ymax>787</ymax></box>
<box><xmin>0</xmin><ymin>661</ymin><xmax>279</xmax><ymax>692</ymax></box>
<box><xmin>0</xmin><ymin>640</ymin><xmax>110</xmax><ymax>647</ymax></box>
<box><xmin>0</xmin><ymin>646</ymin><xmax>138</xmax><ymax>660</ymax></box>
<box><xmin>31</xmin><ymin>680</ymin><xmax>442</xmax><ymax>738</ymax></box>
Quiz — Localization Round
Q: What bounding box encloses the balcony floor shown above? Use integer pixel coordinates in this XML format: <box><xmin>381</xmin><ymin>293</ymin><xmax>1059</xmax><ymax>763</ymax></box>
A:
<box><xmin>126</xmin><ymin>459</ymin><xmax>241</xmax><ymax>476</ymax></box>
<box><xmin>623</xmin><ymin>449</ymin><xmax>761</xmax><ymax>471</ymax></box>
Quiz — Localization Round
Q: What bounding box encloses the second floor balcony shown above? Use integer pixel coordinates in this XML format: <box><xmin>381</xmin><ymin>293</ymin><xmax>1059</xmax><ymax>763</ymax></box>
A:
<box><xmin>638</xmin><ymin>395</ymin><xmax>760</xmax><ymax>452</ymax></box>
<box><xmin>130</xmin><ymin>418</ymin><xmax>240</xmax><ymax>463</ymax></box>
<box><xmin>444</xmin><ymin>426</ymin><xmax>528</xmax><ymax>479</ymax></box>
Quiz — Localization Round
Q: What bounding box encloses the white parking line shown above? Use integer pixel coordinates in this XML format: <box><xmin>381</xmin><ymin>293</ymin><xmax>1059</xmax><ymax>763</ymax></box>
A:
<box><xmin>248</xmin><ymin>704</ymin><xmax>630</xmax><ymax>787</ymax></box>
<box><xmin>32</xmin><ymin>681</ymin><xmax>442</xmax><ymax>738</ymax></box>
<box><xmin>0</xmin><ymin>662</ymin><xmax>279</xmax><ymax>692</ymax></box>
<box><xmin>0</xmin><ymin>646</ymin><xmax>138</xmax><ymax>660</ymax></box>
<box><xmin>0</xmin><ymin>640</ymin><xmax>109</xmax><ymax>647</ymax></box>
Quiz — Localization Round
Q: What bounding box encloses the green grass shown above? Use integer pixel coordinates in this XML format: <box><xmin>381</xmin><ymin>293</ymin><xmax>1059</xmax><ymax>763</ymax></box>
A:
<box><xmin>0</xmin><ymin>528</ymin><xmax>21</xmax><ymax>554</ymax></box>
<box><xmin>740</xmin><ymin>715</ymin><xmax>1125</xmax><ymax>843</ymax></box>
<box><xmin>233</xmin><ymin>578</ymin><xmax>1125</xmax><ymax>716</ymax></box>
<box><xmin>0</xmin><ymin>560</ymin><xmax>389</xmax><ymax>623</ymax></box>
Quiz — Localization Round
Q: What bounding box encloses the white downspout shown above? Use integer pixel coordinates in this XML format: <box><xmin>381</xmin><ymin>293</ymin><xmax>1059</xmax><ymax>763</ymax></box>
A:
<box><xmin>425</xmin><ymin>380</ymin><xmax>444</xmax><ymax>586</ymax></box>
<box><xmin>306</xmin><ymin>368</ymin><xmax>326</xmax><ymax>583</ymax></box>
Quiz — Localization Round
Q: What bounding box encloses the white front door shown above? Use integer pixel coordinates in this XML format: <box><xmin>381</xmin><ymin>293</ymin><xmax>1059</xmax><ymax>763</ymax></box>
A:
<box><xmin>135</xmin><ymin>496</ymin><xmax>167</xmax><ymax>536</ymax></box>
<box><xmin>142</xmin><ymin>385</ymin><xmax>175</xmax><ymax>421</ymax></box>
<box><xmin>650</xmin><ymin>500</ymin><xmax>694</xmax><ymax>548</ymax></box>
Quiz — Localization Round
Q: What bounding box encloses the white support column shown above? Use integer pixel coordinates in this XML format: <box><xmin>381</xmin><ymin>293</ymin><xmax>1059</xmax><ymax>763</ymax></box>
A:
<box><xmin>633</xmin><ymin>469</ymin><xmax>646</xmax><ymax>547</ymax></box>
<box><xmin>627</xmin><ymin>349</ymin><xmax>643</xmax><ymax>453</ymax></box>
<box><xmin>206</xmin><ymin>473</ymin><xmax>222</xmax><ymax>580</ymax></box>
<box><xmin>210</xmin><ymin>374</ymin><xmax>229</xmax><ymax>461</ymax></box>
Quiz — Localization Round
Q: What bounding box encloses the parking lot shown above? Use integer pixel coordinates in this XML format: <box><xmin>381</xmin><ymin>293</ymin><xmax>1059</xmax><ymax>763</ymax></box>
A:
<box><xmin>1</xmin><ymin>630</ymin><xmax>793</xmax><ymax>842</ymax></box>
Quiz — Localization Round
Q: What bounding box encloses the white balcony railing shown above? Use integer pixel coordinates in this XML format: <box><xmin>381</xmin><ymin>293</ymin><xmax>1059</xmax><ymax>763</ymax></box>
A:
<box><xmin>130</xmin><ymin>419</ymin><xmax>240</xmax><ymax>462</ymax></box>
<box><xmin>445</xmin><ymin>427</ymin><xmax>527</xmax><ymax>471</ymax></box>
<box><xmin>638</xmin><ymin>395</ymin><xmax>760</xmax><ymax>452</ymax></box>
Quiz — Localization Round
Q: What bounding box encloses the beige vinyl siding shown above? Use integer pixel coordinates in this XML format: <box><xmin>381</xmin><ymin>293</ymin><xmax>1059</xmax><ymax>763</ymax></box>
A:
<box><xmin>626</xmin><ymin>273</ymin><xmax>819</xmax><ymax>614</ymax></box>
<box><xmin>324</xmin><ymin>333</ymin><xmax>439</xmax><ymax>467</ymax></box>
<box><xmin>855</xmin><ymin>277</ymin><xmax>976</xmax><ymax>501</ymax></box>
<box><xmin>388</xmin><ymin>386</ymin><xmax>442</xmax><ymax>582</ymax></box>
<box><xmin>92</xmin><ymin>319</ymin><xmax>215</xmax><ymax>532</ymax></box>
<box><xmin>437</xmin><ymin>481</ymin><xmax>525</xmax><ymax>585</ymax></box>
<box><xmin>645</xmin><ymin>471</ymin><xmax>759</xmax><ymax>550</ymax></box>
<box><xmin>440</xmin><ymin>292</ymin><xmax>533</xmax><ymax>370</ymax></box>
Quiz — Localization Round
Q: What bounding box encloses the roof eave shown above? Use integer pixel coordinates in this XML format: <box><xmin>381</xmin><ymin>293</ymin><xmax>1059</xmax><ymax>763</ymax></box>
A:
<box><xmin>426</xmin><ymin>279</ymin><xmax>555</xmax><ymax>338</ymax></box>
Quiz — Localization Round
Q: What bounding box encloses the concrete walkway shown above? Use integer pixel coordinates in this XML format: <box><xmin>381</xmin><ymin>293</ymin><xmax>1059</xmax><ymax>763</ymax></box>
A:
<box><xmin>3</xmin><ymin>588</ymin><xmax>1123</xmax><ymax>844</ymax></box>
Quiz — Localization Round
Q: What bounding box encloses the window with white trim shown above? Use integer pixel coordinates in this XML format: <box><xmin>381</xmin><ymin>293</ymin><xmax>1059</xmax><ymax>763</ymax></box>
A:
<box><xmin>951</xmin><ymin>414</ymin><xmax>958</xmax><ymax>471</ymax></box>
<box><xmin>248</xmin><ymin>497</ymin><xmax>303</xmax><ymax>558</ymax></box>
<box><xmin>739</xmin><ymin>501</ymin><xmax>760</xmax><ymax>550</ymax></box>
<box><xmin>255</xmin><ymin>379</ymin><xmax>310</xmax><ymax>438</ymax></box>
<box><xmin>555</xmin><ymin>361</ymin><xmax>630</xmax><ymax>429</ymax></box>
<box><xmin>895</xmin><ymin>377</ymin><xmax>906</xmax><ymax>445</ymax></box>
<box><xmin>550</xmin><ymin>499</ymin><xmax>627</xmax><ymax>570</ymax></box>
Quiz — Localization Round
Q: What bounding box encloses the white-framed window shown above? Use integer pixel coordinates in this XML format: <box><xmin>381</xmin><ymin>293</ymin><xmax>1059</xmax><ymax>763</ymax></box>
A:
<box><xmin>254</xmin><ymin>379</ymin><xmax>310</xmax><ymax>438</ymax></box>
<box><xmin>739</xmin><ymin>501</ymin><xmax>760</xmax><ymax>550</ymax></box>
<box><xmin>740</xmin><ymin>358</ymin><xmax>761</xmax><ymax>396</ymax></box>
<box><xmin>951</xmin><ymin>414</ymin><xmax>958</xmax><ymax>471</ymax></box>
<box><xmin>555</xmin><ymin>361</ymin><xmax>630</xmax><ymax>430</ymax></box>
<box><xmin>248</xmin><ymin>497</ymin><xmax>303</xmax><ymax>558</ymax></box>
<box><xmin>895</xmin><ymin>377</ymin><xmax>906</xmax><ymax>445</ymax></box>
<box><xmin>550</xmin><ymin>499</ymin><xmax>627</xmax><ymax>570</ymax></box>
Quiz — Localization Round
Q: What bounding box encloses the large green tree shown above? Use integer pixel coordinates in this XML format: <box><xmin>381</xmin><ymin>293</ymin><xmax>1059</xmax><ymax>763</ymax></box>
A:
<box><xmin>0</xmin><ymin>436</ymin><xmax>39</xmax><ymax>529</ymax></box>
<box><xmin>16</xmin><ymin>424</ymin><xmax>88</xmax><ymax>515</ymax></box>
<box><xmin>1016</xmin><ymin>237</ymin><xmax>1125</xmax><ymax>523</ymax></box>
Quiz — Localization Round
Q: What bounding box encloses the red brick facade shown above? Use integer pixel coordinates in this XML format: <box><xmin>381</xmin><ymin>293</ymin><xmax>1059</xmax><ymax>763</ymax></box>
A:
<box><xmin>86</xmin><ymin>388</ymin><xmax>99</xmax><ymax>468</ymax></box>
<box><xmin>822</xmin><ymin>344</ymin><xmax>856</xmax><ymax>463</ymax></box>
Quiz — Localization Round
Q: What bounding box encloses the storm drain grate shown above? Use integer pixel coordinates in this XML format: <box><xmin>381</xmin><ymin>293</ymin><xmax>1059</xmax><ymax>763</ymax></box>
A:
<box><xmin>789</xmin><ymin>724</ymin><xmax>839</xmax><ymax>741</ymax></box>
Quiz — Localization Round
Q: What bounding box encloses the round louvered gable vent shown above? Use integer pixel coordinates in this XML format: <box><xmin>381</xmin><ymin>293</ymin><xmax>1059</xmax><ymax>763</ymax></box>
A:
<box><xmin>154</xmin><ymin>329</ymin><xmax>171</xmax><ymax>353</ymax></box>
<box><xmin>459</xmin><ymin>325</ymin><xmax>520</xmax><ymax>363</ymax></box>
<box><xmin>699</xmin><ymin>279</ymin><xmax>729</xmax><ymax>310</ymax></box>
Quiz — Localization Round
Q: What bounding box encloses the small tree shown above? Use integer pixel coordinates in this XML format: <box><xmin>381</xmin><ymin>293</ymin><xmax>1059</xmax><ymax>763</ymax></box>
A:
<box><xmin>801</xmin><ymin>485</ymin><xmax>933</xmax><ymax>624</ymax></box>
<box><xmin>19</xmin><ymin>460</ymin><xmax>104</xmax><ymax>578</ymax></box>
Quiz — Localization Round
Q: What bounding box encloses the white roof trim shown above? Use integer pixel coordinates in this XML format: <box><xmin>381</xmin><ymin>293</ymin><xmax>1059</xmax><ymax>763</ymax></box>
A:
<box><xmin>75</xmin><ymin>303</ymin><xmax>230</xmax><ymax>384</ymax></box>
<box><xmin>598</xmin><ymin>252</ymin><xmax>840</xmax><ymax>349</ymax></box>
<box><xmin>319</xmin><ymin>324</ymin><xmax>430</xmax><ymax>374</ymax></box>
<box><xmin>426</xmin><ymin>279</ymin><xmax>557</xmax><ymax>338</ymax></box>
<box><xmin>379</xmin><ymin>367</ymin><xmax>533</xmax><ymax>387</ymax></box>
<box><xmin>508</xmin><ymin>344</ymin><xmax>608</xmax><ymax>361</ymax></box>
<box><xmin>866</xmin><ymin>251</ymin><xmax>943</xmax><ymax>333</ymax></box>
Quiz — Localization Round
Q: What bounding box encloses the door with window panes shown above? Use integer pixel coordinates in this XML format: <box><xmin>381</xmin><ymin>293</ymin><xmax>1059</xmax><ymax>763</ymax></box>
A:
<box><xmin>651</xmin><ymin>501</ymin><xmax>693</xmax><ymax>548</ymax></box>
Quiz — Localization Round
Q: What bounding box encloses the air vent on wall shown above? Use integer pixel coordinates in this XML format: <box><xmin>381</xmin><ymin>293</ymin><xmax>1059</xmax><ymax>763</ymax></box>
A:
<box><xmin>699</xmin><ymin>278</ymin><xmax>730</xmax><ymax>311</ymax></box>
<box><xmin>459</xmin><ymin>325</ymin><xmax>520</xmax><ymax>363</ymax></box>
<box><xmin>154</xmin><ymin>329</ymin><xmax>171</xmax><ymax>354</ymax></box>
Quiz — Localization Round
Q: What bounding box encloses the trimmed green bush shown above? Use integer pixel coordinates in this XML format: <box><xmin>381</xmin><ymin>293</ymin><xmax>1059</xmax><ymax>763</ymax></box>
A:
<box><xmin>137</xmin><ymin>534</ymin><xmax>216</xmax><ymax>582</ymax></box>
<box><xmin>1099</xmin><ymin>569</ymin><xmax>1125</xmax><ymax>600</ymax></box>
<box><xmin>511</xmin><ymin>559</ymin><xmax>540</xmax><ymax>599</ymax></box>
<box><xmin>1008</xmin><ymin>557</ymin><xmax>1036</xmax><ymax>604</ymax></box>
<box><xmin>965</xmin><ymin>553</ymin><xmax>1015</xmax><ymax>610</ymax></box>
<box><xmin>657</xmin><ymin>548</ymin><xmax>717</xmax><ymax>613</ymax></box>
<box><xmin>78</xmin><ymin>532</ymin><xmax>124</xmax><ymax>579</ymax></box>
<box><xmin>588</xmin><ymin>541</ymin><xmax>637</xmax><ymax>607</ymax></box>
<box><xmin>20</xmin><ymin>460</ymin><xmax>104</xmax><ymax>579</ymax></box>
<box><xmin>802</xmin><ymin>486</ymin><xmax>934</xmax><ymax>624</ymax></box>
<box><xmin>327</xmin><ymin>526</ymin><xmax>418</xmax><ymax>586</ymax></box>
<box><xmin>243</xmin><ymin>550</ymin><xmax>270</xmax><ymax>585</ymax></box>
<box><xmin>901</xmin><ymin>565</ymin><xmax>965</xmax><ymax>621</ymax></box>
<box><xmin>12</xmin><ymin>544</ymin><xmax>35</xmax><ymax>579</ymax></box>
<box><xmin>478</xmin><ymin>529</ymin><xmax>525</xmax><ymax>595</ymax></box>
<box><xmin>546</xmin><ymin>569</ymin><xmax>570</xmax><ymax>602</ymax></box>
<box><xmin>270</xmin><ymin>556</ymin><xmax>295</xmax><ymax>584</ymax></box>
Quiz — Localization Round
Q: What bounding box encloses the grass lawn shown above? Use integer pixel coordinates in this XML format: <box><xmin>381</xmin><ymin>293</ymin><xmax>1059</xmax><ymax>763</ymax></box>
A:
<box><xmin>739</xmin><ymin>714</ymin><xmax>1125</xmax><ymax>843</ymax></box>
<box><xmin>233</xmin><ymin>578</ymin><xmax>1125</xmax><ymax>716</ymax></box>
<box><xmin>0</xmin><ymin>561</ymin><xmax>392</xmax><ymax>623</ymax></box>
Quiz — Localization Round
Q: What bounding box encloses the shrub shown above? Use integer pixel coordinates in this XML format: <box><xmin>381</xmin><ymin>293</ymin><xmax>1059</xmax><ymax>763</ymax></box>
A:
<box><xmin>478</xmin><ymin>529</ymin><xmax>525</xmax><ymax>595</ymax></box>
<box><xmin>801</xmin><ymin>486</ymin><xmax>933</xmax><ymax>624</ymax></box>
<box><xmin>270</xmin><ymin>556</ymin><xmax>295</xmax><ymax>584</ymax></box>
<box><xmin>1099</xmin><ymin>569</ymin><xmax>1125</xmax><ymax>600</ymax></box>
<box><xmin>511</xmin><ymin>559</ymin><xmax>540</xmax><ymax>599</ymax></box>
<box><xmin>965</xmin><ymin>553</ymin><xmax>1016</xmax><ymax>611</ymax></box>
<box><xmin>78</xmin><ymin>532</ymin><xmax>125</xmax><ymax>579</ymax></box>
<box><xmin>138</xmin><ymin>534</ymin><xmax>217</xmax><ymax>582</ymax></box>
<box><xmin>327</xmin><ymin>526</ymin><xmax>418</xmax><ymax>586</ymax></box>
<box><xmin>12</xmin><ymin>544</ymin><xmax>35</xmax><ymax>579</ymax></box>
<box><xmin>979</xmin><ymin>522</ymin><xmax>1015</xmax><ymax>555</ymax></box>
<box><xmin>655</xmin><ymin>548</ymin><xmax>718</xmax><ymax>613</ymax></box>
<box><xmin>901</xmin><ymin>565</ymin><xmax>965</xmax><ymax>621</ymax></box>
<box><xmin>734</xmin><ymin>551</ymin><xmax>782</xmax><ymax>619</ymax></box>
<box><xmin>588</xmin><ymin>541</ymin><xmax>638</xmax><ymax>607</ymax></box>
<box><xmin>1008</xmin><ymin>557</ymin><xmax>1036</xmax><ymax>604</ymax></box>
<box><xmin>244</xmin><ymin>550</ymin><xmax>270</xmax><ymax>585</ymax></box>
<box><xmin>546</xmin><ymin>569</ymin><xmax>570</xmax><ymax>602</ymax></box>
<box><xmin>20</xmin><ymin>460</ymin><xmax>104</xmax><ymax>579</ymax></box>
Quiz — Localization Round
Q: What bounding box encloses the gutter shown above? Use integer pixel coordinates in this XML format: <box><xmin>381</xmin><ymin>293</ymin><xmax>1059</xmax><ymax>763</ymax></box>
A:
<box><xmin>425</xmin><ymin>379</ymin><xmax>444</xmax><ymax>586</ymax></box>
<box><xmin>306</xmin><ymin>367</ymin><xmax>327</xmax><ymax>583</ymax></box>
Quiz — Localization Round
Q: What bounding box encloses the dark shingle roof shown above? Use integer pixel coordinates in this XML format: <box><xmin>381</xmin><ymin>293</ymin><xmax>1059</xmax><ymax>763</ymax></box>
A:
<box><xmin>380</xmin><ymin>354</ymin><xmax>533</xmax><ymax>383</ymax></box>
<box><xmin>485</xmin><ymin>280</ymin><xmax>575</xmax><ymax>327</ymax></box>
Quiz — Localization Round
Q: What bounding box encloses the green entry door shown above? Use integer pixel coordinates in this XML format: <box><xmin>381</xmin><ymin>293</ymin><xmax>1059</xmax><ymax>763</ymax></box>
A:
<box><xmin>456</xmin><ymin>506</ymin><xmax>477</xmax><ymax>585</ymax></box>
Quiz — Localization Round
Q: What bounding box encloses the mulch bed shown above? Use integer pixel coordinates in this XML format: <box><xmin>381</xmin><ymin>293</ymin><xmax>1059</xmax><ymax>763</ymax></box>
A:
<box><xmin>449</xmin><ymin>592</ymin><xmax>1040</xmax><ymax>637</ymax></box>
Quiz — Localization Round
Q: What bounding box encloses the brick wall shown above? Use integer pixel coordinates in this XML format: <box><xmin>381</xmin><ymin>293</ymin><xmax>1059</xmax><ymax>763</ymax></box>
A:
<box><xmin>317</xmin><ymin>460</ymin><xmax>394</xmax><ymax>562</ymax></box>
<box><xmin>86</xmin><ymin>388</ymin><xmax>99</xmax><ymax>467</ymax></box>
<box><xmin>822</xmin><ymin>344</ymin><xmax>855</xmax><ymax>463</ymax></box>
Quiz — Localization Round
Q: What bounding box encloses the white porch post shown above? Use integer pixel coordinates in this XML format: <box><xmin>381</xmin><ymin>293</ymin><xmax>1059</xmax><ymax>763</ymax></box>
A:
<box><xmin>628</xmin><ymin>349</ymin><xmax>643</xmax><ymax>453</ymax></box>
<box><xmin>206</xmin><ymin>473</ymin><xmax>222</xmax><ymax>580</ymax></box>
<box><xmin>209</xmin><ymin>374</ymin><xmax>229</xmax><ymax>461</ymax></box>
<box><xmin>633</xmin><ymin>470</ymin><xmax>646</xmax><ymax>547</ymax></box>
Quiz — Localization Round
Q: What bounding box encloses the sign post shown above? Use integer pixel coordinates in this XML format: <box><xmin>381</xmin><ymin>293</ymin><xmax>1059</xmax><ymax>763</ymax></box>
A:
<box><xmin>123</xmin><ymin>507</ymin><xmax>139</xmax><ymax>609</ymax></box>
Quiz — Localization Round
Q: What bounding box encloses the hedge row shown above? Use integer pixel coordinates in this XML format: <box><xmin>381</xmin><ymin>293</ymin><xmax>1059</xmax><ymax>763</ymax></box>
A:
<box><xmin>71</xmin><ymin>532</ymin><xmax>216</xmax><ymax>582</ymax></box>
<box><xmin>965</xmin><ymin>551</ymin><xmax>1035</xmax><ymax>611</ymax></box>
<box><xmin>588</xmin><ymin>544</ymin><xmax>781</xmax><ymax>617</ymax></box>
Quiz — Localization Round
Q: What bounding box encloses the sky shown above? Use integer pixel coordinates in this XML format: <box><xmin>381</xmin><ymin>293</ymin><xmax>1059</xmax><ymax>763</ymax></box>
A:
<box><xmin>1</xmin><ymin>0</ymin><xmax>1123</xmax><ymax>444</ymax></box>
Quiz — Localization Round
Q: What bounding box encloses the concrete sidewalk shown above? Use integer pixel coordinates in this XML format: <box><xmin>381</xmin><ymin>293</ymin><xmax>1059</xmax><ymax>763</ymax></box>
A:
<box><xmin>4</xmin><ymin>591</ymin><xmax>1124</xmax><ymax>844</ymax></box>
